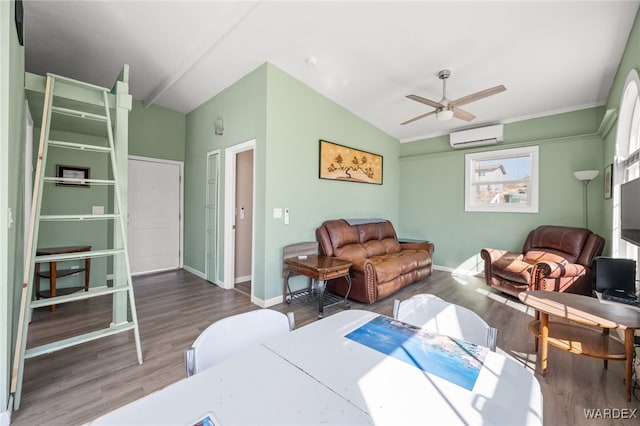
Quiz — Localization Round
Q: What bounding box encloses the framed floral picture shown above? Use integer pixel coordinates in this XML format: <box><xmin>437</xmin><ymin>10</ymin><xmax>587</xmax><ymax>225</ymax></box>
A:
<box><xmin>319</xmin><ymin>140</ymin><xmax>383</xmax><ymax>185</ymax></box>
<box><xmin>604</xmin><ymin>163</ymin><xmax>613</xmax><ymax>199</ymax></box>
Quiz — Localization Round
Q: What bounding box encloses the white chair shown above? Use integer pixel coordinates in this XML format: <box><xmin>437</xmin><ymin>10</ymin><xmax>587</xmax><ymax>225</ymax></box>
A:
<box><xmin>185</xmin><ymin>310</ymin><xmax>295</xmax><ymax>377</ymax></box>
<box><xmin>393</xmin><ymin>294</ymin><xmax>498</xmax><ymax>351</ymax></box>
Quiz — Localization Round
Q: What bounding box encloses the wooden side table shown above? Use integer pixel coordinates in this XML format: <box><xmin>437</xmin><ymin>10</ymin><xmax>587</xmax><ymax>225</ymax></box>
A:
<box><xmin>519</xmin><ymin>290</ymin><xmax>640</xmax><ymax>401</ymax></box>
<box><xmin>284</xmin><ymin>255</ymin><xmax>352</xmax><ymax>318</ymax></box>
<box><xmin>35</xmin><ymin>245</ymin><xmax>91</xmax><ymax>312</ymax></box>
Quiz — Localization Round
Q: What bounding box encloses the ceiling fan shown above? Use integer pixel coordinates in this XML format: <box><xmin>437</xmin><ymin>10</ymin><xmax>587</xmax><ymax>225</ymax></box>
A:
<box><xmin>401</xmin><ymin>70</ymin><xmax>506</xmax><ymax>125</ymax></box>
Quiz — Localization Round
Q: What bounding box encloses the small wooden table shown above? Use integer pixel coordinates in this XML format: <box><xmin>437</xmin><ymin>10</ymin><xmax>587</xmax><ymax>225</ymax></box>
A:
<box><xmin>35</xmin><ymin>245</ymin><xmax>91</xmax><ymax>312</ymax></box>
<box><xmin>519</xmin><ymin>290</ymin><xmax>640</xmax><ymax>401</ymax></box>
<box><xmin>284</xmin><ymin>255</ymin><xmax>352</xmax><ymax>318</ymax></box>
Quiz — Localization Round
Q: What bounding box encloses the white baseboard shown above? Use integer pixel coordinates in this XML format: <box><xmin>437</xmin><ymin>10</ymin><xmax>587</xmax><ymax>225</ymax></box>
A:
<box><xmin>433</xmin><ymin>264</ymin><xmax>483</xmax><ymax>277</ymax></box>
<box><xmin>234</xmin><ymin>275</ymin><xmax>251</xmax><ymax>284</ymax></box>
<box><xmin>182</xmin><ymin>265</ymin><xmax>205</xmax><ymax>279</ymax></box>
<box><xmin>1</xmin><ymin>396</ymin><xmax>13</xmax><ymax>426</ymax></box>
<box><xmin>433</xmin><ymin>264</ymin><xmax>454</xmax><ymax>273</ymax></box>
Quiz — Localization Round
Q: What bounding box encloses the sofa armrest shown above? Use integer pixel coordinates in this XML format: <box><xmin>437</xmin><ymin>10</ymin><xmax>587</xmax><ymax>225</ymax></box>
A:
<box><xmin>400</xmin><ymin>241</ymin><xmax>435</xmax><ymax>255</ymax></box>
<box><xmin>531</xmin><ymin>261</ymin><xmax>587</xmax><ymax>291</ymax></box>
<box><xmin>480</xmin><ymin>248</ymin><xmax>522</xmax><ymax>264</ymax></box>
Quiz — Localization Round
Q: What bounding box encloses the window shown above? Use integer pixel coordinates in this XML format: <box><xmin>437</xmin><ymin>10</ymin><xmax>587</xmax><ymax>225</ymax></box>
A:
<box><xmin>613</xmin><ymin>69</ymin><xmax>640</xmax><ymax>263</ymax></box>
<box><xmin>465</xmin><ymin>146</ymin><xmax>539</xmax><ymax>213</ymax></box>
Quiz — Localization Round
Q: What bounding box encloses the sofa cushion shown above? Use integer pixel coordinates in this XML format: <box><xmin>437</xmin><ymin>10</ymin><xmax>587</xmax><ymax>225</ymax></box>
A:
<box><xmin>493</xmin><ymin>258</ymin><xmax>533</xmax><ymax>285</ymax></box>
<box><xmin>371</xmin><ymin>250</ymin><xmax>430</xmax><ymax>283</ymax></box>
<box><xmin>334</xmin><ymin>244</ymin><xmax>367</xmax><ymax>262</ymax></box>
<box><xmin>325</xmin><ymin>220</ymin><xmax>360</xmax><ymax>251</ymax></box>
<box><xmin>358</xmin><ymin>221</ymin><xmax>396</xmax><ymax>242</ymax></box>
<box><xmin>527</xmin><ymin>226</ymin><xmax>590</xmax><ymax>263</ymax></box>
<box><xmin>523</xmin><ymin>250</ymin><xmax>568</xmax><ymax>265</ymax></box>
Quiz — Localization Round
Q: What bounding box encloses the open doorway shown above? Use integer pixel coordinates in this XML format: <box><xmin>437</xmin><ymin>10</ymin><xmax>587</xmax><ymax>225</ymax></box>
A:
<box><xmin>224</xmin><ymin>140</ymin><xmax>255</xmax><ymax>295</ymax></box>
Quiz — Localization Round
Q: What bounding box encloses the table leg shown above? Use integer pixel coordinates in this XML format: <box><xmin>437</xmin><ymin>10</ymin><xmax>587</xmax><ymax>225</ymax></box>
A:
<box><xmin>35</xmin><ymin>263</ymin><xmax>41</xmax><ymax>299</ymax></box>
<box><xmin>624</xmin><ymin>328</ymin><xmax>634</xmax><ymax>402</ymax></box>
<box><xmin>602</xmin><ymin>328</ymin><xmax>609</xmax><ymax>370</ymax></box>
<box><xmin>534</xmin><ymin>310</ymin><xmax>540</xmax><ymax>352</ymax></box>
<box><xmin>540</xmin><ymin>312</ymin><xmax>549</xmax><ymax>376</ymax></box>
<box><xmin>316</xmin><ymin>279</ymin><xmax>326</xmax><ymax>319</ymax></box>
<box><xmin>84</xmin><ymin>257</ymin><xmax>91</xmax><ymax>291</ymax></box>
<box><xmin>283</xmin><ymin>270</ymin><xmax>292</xmax><ymax>303</ymax></box>
<box><xmin>50</xmin><ymin>261</ymin><xmax>57</xmax><ymax>312</ymax></box>
<box><xmin>342</xmin><ymin>275</ymin><xmax>352</xmax><ymax>309</ymax></box>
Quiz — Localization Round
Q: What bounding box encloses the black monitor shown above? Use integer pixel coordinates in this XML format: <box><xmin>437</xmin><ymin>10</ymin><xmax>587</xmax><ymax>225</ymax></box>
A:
<box><xmin>593</xmin><ymin>257</ymin><xmax>636</xmax><ymax>295</ymax></box>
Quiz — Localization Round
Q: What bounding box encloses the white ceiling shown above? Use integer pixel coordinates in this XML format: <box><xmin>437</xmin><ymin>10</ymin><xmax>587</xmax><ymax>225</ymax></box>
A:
<box><xmin>23</xmin><ymin>0</ymin><xmax>640</xmax><ymax>142</ymax></box>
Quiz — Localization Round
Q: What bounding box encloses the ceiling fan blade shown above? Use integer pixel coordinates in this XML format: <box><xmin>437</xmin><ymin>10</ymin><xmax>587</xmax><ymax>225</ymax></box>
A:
<box><xmin>406</xmin><ymin>94</ymin><xmax>443</xmax><ymax>109</ymax></box>
<box><xmin>448</xmin><ymin>85</ymin><xmax>506</xmax><ymax>108</ymax></box>
<box><xmin>453</xmin><ymin>108</ymin><xmax>475</xmax><ymax>121</ymax></box>
<box><xmin>401</xmin><ymin>110</ymin><xmax>437</xmax><ymax>125</ymax></box>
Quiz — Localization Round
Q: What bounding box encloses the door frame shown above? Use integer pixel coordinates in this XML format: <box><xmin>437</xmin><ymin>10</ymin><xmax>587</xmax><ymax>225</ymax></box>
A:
<box><xmin>128</xmin><ymin>155</ymin><xmax>184</xmax><ymax>273</ymax></box>
<box><xmin>223</xmin><ymin>139</ymin><xmax>255</xmax><ymax>290</ymax></box>
<box><xmin>205</xmin><ymin>149</ymin><xmax>220</xmax><ymax>284</ymax></box>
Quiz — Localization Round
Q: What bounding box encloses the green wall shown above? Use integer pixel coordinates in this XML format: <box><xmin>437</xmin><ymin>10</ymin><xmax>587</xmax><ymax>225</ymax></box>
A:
<box><xmin>31</xmin><ymin>94</ymin><xmax>186</xmax><ymax>289</ymax></box>
<box><xmin>602</xmin><ymin>8</ymin><xmax>640</xmax><ymax>248</ymax></box>
<box><xmin>184</xmin><ymin>63</ymin><xmax>268</xmax><ymax>286</ymax></box>
<box><xmin>184</xmin><ymin>63</ymin><xmax>399</xmax><ymax>302</ymax></box>
<box><xmin>36</xmin><ymin>130</ymin><xmax>111</xmax><ymax>287</ymax></box>
<box><xmin>398</xmin><ymin>108</ymin><xmax>605</xmax><ymax>272</ymax></box>
<box><xmin>129</xmin><ymin>100</ymin><xmax>186</xmax><ymax>162</ymax></box>
<box><xmin>261</xmin><ymin>64</ymin><xmax>399</xmax><ymax>300</ymax></box>
<box><xmin>1</xmin><ymin>0</ymin><xmax>25</xmax><ymax>412</ymax></box>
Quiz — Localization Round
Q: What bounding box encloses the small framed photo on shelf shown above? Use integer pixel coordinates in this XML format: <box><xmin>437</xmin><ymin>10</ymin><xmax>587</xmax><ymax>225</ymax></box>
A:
<box><xmin>56</xmin><ymin>165</ymin><xmax>91</xmax><ymax>187</ymax></box>
<box><xmin>604</xmin><ymin>163</ymin><xmax>613</xmax><ymax>199</ymax></box>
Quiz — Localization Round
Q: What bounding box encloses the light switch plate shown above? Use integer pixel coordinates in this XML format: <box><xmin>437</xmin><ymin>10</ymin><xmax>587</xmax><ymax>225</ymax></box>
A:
<box><xmin>273</xmin><ymin>208</ymin><xmax>282</xmax><ymax>219</ymax></box>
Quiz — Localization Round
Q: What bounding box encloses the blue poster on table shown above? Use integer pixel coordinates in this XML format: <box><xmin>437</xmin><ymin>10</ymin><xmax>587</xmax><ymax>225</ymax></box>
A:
<box><xmin>345</xmin><ymin>316</ymin><xmax>489</xmax><ymax>391</ymax></box>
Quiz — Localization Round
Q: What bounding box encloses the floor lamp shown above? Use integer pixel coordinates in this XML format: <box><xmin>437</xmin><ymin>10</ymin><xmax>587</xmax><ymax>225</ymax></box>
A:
<box><xmin>574</xmin><ymin>170</ymin><xmax>599</xmax><ymax>229</ymax></box>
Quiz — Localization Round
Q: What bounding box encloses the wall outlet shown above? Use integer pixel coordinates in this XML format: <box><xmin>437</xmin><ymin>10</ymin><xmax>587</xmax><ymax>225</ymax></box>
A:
<box><xmin>92</xmin><ymin>206</ymin><xmax>104</xmax><ymax>215</ymax></box>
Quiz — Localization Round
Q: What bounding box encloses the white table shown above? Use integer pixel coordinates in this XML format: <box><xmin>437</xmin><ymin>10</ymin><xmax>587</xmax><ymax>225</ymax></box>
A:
<box><xmin>92</xmin><ymin>310</ymin><xmax>543</xmax><ymax>426</ymax></box>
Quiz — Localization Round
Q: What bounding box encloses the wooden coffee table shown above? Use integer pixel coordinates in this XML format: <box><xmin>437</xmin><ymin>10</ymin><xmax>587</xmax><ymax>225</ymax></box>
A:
<box><xmin>284</xmin><ymin>255</ymin><xmax>352</xmax><ymax>318</ymax></box>
<box><xmin>519</xmin><ymin>290</ymin><xmax>640</xmax><ymax>401</ymax></box>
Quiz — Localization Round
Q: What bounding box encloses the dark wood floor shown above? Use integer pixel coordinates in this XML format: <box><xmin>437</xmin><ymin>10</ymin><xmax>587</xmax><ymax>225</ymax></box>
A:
<box><xmin>10</xmin><ymin>269</ymin><xmax>640</xmax><ymax>425</ymax></box>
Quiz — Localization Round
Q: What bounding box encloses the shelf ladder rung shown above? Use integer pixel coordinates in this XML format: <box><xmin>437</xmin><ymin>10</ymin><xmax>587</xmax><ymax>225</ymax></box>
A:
<box><xmin>35</xmin><ymin>248</ymin><xmax>125</xmax><ymax>263</ymax></box>
<box><xmin>30</xmin><ymin>286</ymin><xmax>129</xmax><ymax>309</ymax></box>
<box><xmin>47</xmin><ymin>140</ymin><xmax>112</xmax><ymax>153</ymax></box>
<box><xmin>42</xmin><ymin>177</ymin><xmax>116</xmax><ymax>186</ymax></box>
<box><xmin>51</xmin><ymin>106</ymin><xmax>108</xmax><ymax>122</ymax></box>
<box><xmin>24</xmin><ymin>323</ymin><xmax>136</xmax><ymax>359</ymax></box>
<box><xmin>39</xmin><ymin>214</ymin><xmax>120</xmax><ymax>222</ymax></box>
<box><xmin>48</xmin><ymin>73</ymin><xmax>110</xmax><ymax>92</ymax></box>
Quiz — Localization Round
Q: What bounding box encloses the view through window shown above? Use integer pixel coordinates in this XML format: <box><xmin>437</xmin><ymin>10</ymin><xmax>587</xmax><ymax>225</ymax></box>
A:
<box><xmin>465</xmin><ymin>146</ymin><xmax>539</xmax><ymax>213</ymax></box>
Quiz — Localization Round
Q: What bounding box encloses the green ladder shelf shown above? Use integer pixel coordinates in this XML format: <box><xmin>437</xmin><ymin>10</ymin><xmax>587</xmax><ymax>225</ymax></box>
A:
<box><xmin>10</xmin><ymin>73</ymin><xmax>143</xmax><ymax>409</ymax></box>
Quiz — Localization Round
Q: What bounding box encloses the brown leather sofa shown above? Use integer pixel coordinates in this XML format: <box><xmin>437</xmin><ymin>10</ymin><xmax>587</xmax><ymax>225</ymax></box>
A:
<box><xmin>480</xmin><ymin>225</ymin><xmax>605</xmax><ymax>297</ymax></box>
<box><xmin>316</xmin><ymin>219</ymin><xmax>435</xmax><ymax>304</ymax></box>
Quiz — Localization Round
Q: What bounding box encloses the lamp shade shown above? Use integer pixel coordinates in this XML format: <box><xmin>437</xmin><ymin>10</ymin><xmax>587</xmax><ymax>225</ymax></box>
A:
<box><xmin>574</xmin><ymin>170</ymin><xmax>599</xmax><ymax>181</ymax></box>
<box><xmin>436</xmin><ymin>109</ymin><xmax>454</xmax><ymax>121</ymax></box>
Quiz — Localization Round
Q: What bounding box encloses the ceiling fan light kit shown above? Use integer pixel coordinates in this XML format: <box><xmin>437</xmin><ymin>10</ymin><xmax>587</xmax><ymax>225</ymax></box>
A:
<box><xmin>402</xmin><ymin>69</ymin><xmax>506</xmax><ymax>125</ymax></box>
<box><xmin>436</xmin><ymin>109</ymin><xmax>454</xmax><ymax>121</ymax></box>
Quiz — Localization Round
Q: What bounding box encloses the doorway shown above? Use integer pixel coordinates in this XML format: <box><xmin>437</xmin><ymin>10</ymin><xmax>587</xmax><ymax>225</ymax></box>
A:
<box><xmin>205</xmin><ymin>150</ymin><xmax>220</xmax><ymax>284</ymax></box>
<box><xmin>127</xmin><ymin>156</ymin><xmax>183</xmax><ymax>275</ymax></box>
<box><xmin>223</xmin><ymin>140</ymin><xmax>255</xmax><ymax>292</ymax></box>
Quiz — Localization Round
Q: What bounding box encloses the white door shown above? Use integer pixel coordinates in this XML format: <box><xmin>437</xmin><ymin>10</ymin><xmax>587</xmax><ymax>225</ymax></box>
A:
<box><xmin>206</xmin><ymin>151</ymin><xmax>219</xmax><ymax>284</ymax></box>
<box><xmin>128</xmin><ymin>158</ymin><xmax>181</xmax><ymax>275</ymax></box>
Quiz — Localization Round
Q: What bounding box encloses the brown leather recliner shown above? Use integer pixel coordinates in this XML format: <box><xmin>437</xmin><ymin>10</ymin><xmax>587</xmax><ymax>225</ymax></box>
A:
<box><xmin>316</xmin><ymin>219</ymin><xmax>435</xmax><ymax>304</ymax></box>
<box><xmin>480</xmin><ymin>225</ymin><xmax>605</xmax><ymax>297</ymax></box>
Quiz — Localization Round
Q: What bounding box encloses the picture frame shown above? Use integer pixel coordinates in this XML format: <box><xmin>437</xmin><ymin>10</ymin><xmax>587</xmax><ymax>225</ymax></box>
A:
<box><xmin>604</xmin><ymin>163</ymin><xmax>613</xmax><ymax>199</ymax></box>
<box><xmin>56</xmin><ymin>165</ymin><xmax>91</xmax><ymax>187</ymax></box>
<box><xmin>319</xmin><ymin>140</ymin><xmax>383</xmax><ymax>185</ymax></box>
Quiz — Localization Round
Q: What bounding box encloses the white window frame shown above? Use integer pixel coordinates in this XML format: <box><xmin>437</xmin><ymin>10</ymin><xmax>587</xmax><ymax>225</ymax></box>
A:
<box><xmin>613</xmin><ymin>68</ymin><xmax>640</xmax><ymax>262</ymax></box>
<box><xmin>465</xmin><ymin>146</ymin><xmax>539</xmax><ymax>213</ymax></box>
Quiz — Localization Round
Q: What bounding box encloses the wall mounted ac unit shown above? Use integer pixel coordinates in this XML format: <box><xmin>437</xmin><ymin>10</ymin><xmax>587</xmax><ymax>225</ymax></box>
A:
<box><xmin>449</xmin><ymin>124</ymin><xmax>504</xmax><ymax>149</ymax></box>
